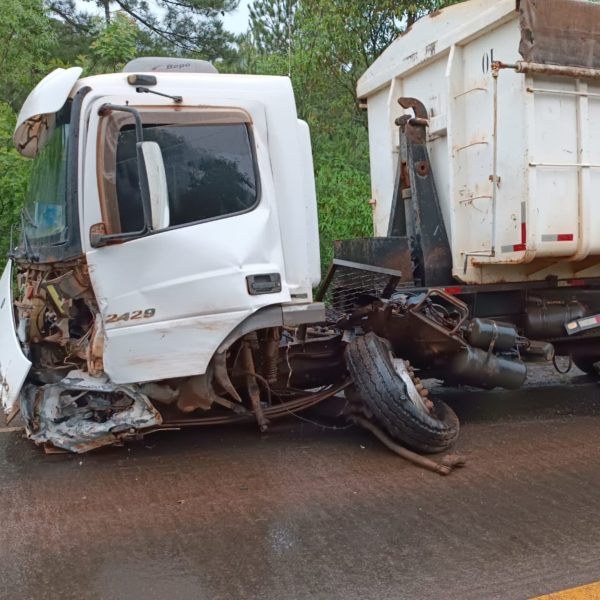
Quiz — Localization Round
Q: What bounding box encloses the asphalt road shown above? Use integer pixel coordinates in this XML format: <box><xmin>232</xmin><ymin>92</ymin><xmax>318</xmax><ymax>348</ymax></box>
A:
<box><xmin>0</xmin><ymin>367</ymin><xmax>599</xmax><ymax>600</ymax></box>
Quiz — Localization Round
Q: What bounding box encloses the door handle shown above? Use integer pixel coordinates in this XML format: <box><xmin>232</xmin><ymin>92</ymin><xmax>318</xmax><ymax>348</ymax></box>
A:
<box><xmin>246</xmin><ymin>273</ymin><xmax>282</xmax><ymax>295</ymax></box>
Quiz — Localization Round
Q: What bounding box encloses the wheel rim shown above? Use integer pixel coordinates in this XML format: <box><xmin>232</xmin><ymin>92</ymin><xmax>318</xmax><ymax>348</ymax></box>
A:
<box><xmin>390</xmin><ymin>355</ymin><xmax>432</xmax><ymax>415</ymax></box>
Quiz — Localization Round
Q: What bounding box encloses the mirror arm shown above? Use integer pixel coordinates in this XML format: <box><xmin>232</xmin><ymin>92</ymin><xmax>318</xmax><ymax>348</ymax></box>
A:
<box><xmin>95</xmin><ymin>104</ymin><xmax>153</xmax><ymax>244</ymax></box>
<box><xmin>90</xmin><ymin>223</ymin><xmax>151</xmax><ymax>248</ymax></box>
<box><xmin>98</xmin><ymin>103</ymin><xmax>144</xmax><ymax>143</ymax></box>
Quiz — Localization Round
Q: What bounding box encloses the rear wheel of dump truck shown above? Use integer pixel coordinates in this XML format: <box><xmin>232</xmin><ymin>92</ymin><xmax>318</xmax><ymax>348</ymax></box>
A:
<box><xmin>572</xmin><ymin>354</ymin><xmax>600</xmax><ymax>377</ymax></box>
<box><xmin>345</xmin><ymin>332</ymin><xmax>459</xmax><ymax>454</ymax></box>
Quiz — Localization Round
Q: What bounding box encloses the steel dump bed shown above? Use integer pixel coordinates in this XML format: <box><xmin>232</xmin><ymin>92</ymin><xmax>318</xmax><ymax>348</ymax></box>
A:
<box><xmin>359</xmin><ymin>0</ymin><xmax>600</xmax><ymax>284</ymax></box>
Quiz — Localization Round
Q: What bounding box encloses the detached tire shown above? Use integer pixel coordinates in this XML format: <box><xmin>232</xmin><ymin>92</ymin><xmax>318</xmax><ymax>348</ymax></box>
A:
<box><xmin>345</xmin><ymin>332</ymin><xmax>459</xmax><ymax>454</ymax></box>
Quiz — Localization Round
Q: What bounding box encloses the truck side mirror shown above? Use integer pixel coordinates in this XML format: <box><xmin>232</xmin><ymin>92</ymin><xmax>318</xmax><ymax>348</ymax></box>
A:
<box><xmin>139</xmin><ymin>141</ymin><xmax>170</xmax><ymax>231</ymax></box>
<box><xmin>90</xmin><ymin>104</ymin><xmax>170</xmax><ymax>249</ymax></box>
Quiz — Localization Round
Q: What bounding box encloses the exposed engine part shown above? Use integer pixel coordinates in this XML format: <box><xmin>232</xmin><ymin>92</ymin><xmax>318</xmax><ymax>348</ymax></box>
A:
<box><xmin>343</xmin><ymin>287</ymin><xmax>530</xmax><ymax>391</ymax></box>
<box><xmin>19</xmin><ymin>370</ymin><xmax>162</xmax><ymax>453</ymax></box>
<box><xmin>178</xmin><ymin>374</ymin><xmax>216</xmax><ymax>413</ymax></box>
<box><xmin>242</xmin><ymin>335</ymin><xmax>269</xmax><ymax>432</ymax></box>
<box><xmin>521</xmin><ymin>340</ymin><xmax>555</xmax><ymax>362</ymax></box>
<box><xmin>86</xmin><ymin>322</ymin><xmax>105</xmax><ymax>376</ymax></box>
<box><xmin>176</xmin><ymin>365</ymin><xmax>249</xmax><ymax>416</ymax></box>
<box><xmin>449</xmin><ymin>346</ymin><xmax>527</xmax><ymax>390</ymax></box>
<box><xmin>274</xmin><ymin>333</ymin><xmax>347</xmax><ymax>390</ymax></box>
<box><xmin>466</xmin><ymin>318</ymin><xmax>519</xmax><ymax>352</ymax></box>
<box><xmin>44</xmin><ymin>269</ymin><xmax>91</xmax><ymax>300</ymax></box>
<box><xmin>213</xmin><ymin>352</ymin><xmax>243</xmax><ymax>403</ymax></box>
<box><xmin>263</xmin><ymin>327</ymin><xmax>280</xmax><ymax>383</ymax></box>
<box><xmin>161</xmin><ymin>382</ymin><xmax>350</xmax><ymax>428</ymax></box>
<box><xmin>525</xmin><ymin>299</ymin><xmax>585</xmax><ymax>339</ymax></box>
<box><xmin>14</xmin><ymin>262</ymin><xmax>99</xmax><ymax>379</ymax></box>
<box><xmin>138</xmin><ymin>382</ymin><xmax>180</xmax><ymax>405</ymax></box>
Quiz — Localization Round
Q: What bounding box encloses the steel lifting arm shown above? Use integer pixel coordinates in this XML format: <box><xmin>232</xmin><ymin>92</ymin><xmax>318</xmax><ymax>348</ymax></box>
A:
<box><xmin>389</xmin><ymin>97</ymin><xmax>453</xmax><ymax>287</ymax></box>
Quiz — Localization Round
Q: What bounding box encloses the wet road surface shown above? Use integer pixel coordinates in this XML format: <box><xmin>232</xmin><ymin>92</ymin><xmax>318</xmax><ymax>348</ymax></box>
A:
<box><xmin>1</xmin><ymin>368</ymin><xmax>599</xmax><ymax>600</ymax></box>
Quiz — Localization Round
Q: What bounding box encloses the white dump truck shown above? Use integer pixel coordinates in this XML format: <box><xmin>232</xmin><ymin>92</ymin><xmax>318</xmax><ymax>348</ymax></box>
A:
<box><xmin>0</xmin><ymin>0</ymin><xmax>598</xmax><ymax>454</ymax></box>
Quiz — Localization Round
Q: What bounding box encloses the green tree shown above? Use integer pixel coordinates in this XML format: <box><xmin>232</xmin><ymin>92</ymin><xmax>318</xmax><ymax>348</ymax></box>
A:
<box><xmin>0</xmin><ymin>105</ymin><xmax>31</xmax><ymax>258</ymax></box>
<box><xmin>249</xmin><ymin>0</ymin><xmax>297</xmax><ymax>55</ymax></box>
<box><xmin>89</xmin><ymin>11</ymin><xmax>140</xmax><ymax>72</ymax></box>
<box><xmin>0</xmin><ymin>0</ymin><xmax>57</xmax><ymax>257</ymax></box>
<box><xmin>0</xmin><ymin>0</ymin><xmax>57</xmax><ymax>110</ymax></box>
<box><xmin>46</xmin><ymin>0</ymin><xmax>240</xmax><ymax>60</ymax></box>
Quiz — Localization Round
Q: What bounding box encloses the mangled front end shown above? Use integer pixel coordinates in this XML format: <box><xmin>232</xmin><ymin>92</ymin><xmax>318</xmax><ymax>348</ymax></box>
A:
<box><xmin>20</xmin><ymin>371</ymin><xmax>161</xmax><ymax>453</ymax></box>
<box><xmin>2</xmin><ymin>260</ymin><xmax>161</xmax><ymax>452</ymax></box>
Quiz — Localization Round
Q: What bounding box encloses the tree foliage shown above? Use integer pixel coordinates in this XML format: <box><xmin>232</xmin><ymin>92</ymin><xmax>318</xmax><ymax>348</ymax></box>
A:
<box><xmin>0</xmin><ymin>0</ymin><xmax>56</xmax><ymax>257</ymax></box>
<box><xmin>0</xmin><ymin>0</ymin><xmax>57</xmax><ymax>110</ymax></box>
<box><xmin>47</xmin><ymin>0</ymin><xmax>239</xmax><ymax>59</ymax></box>
<box><xmin>249</xmin><ymin>0</ymin><xmax>297</xmax><ymax>55</ymax></box>
<box><xmin>89</xmin><ymin>11</ymin><xmax>140</xmax><ymax>72</ymax></box>
<box><xmin>0</xmin><ymin>105</ymin><xmax>31</xmax><ymax>258</ymax></box>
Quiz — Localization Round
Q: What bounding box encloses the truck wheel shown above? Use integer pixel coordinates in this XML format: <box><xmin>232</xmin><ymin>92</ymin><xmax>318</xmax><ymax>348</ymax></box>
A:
<box><xmin>572</xmin><ymin>354</ymin><xmax>600</xmax><ymax>377</ymax></box>
<box><xmin>345</xmin><ymin>332</ymin><xmax>459</xmax><ymax>454</ymax></box>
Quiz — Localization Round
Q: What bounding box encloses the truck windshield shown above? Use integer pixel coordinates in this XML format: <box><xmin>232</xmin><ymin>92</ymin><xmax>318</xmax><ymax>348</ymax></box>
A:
<box><xmin>22</xmin><ymin>123</ymin><xmax>70</xmax><ymax>246</ymax></box>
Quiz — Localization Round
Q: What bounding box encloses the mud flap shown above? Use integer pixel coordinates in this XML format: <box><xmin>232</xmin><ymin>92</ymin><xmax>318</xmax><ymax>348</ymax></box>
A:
<box><xmin>0</xmin><ymin>261</ymin><xmax>31</xmax><ymax>413</ymax></box>
<box><xmin>20</xmin><ymin>370</ymin><xmax>162</xmax><ymax>453</ymax></box>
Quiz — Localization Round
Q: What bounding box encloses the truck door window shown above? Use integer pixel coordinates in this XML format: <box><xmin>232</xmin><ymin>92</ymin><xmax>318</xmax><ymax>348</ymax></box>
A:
<box><xmin>99</xmin><ymin>114</ymin><xmax>259</xmax><ymax>234</ymax></box>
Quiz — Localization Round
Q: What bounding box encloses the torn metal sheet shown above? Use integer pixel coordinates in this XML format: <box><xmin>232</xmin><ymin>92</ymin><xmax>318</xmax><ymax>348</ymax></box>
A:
<box><xmin>20</xmin><ymin>370</ymin><xmax>162</xmax><ymax>453</ymax></box>
<box><xmin>0</xmin><ymin>261</ymin><xmax>32</xmax><ymax>413</ymax></box>
<box><xmin>519</xmin><ymin>0</ymin><xmax>600</xmax><ymax>69</ymax></box>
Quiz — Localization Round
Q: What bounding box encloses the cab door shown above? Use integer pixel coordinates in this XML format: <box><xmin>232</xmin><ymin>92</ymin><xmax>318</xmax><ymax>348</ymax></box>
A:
<box><xmin>84</xmin><ymin>100</ymin><xmax>289</xmax><ymax>384</ymax></box>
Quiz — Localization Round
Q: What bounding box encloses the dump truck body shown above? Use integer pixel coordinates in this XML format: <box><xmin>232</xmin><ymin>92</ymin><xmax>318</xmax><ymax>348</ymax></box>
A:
<box><xmin>359</xmin><ymin>0</ymin><xmax>600</xmax><ymax>284</ymax></box>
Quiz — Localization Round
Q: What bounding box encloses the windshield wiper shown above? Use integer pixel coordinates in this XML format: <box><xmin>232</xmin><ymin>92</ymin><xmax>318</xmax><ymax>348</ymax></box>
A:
<box><xmin>22</xmin><ymin>206</ymin><xmax>37</xmax><ymax>228</ymax></box>
<box><xmin>17</xmin><ymin>209</ymin><xmax>39</xmax><ymax>262</ymax></box>
<box><xmin>135</xmin><ymin>86</ymin><xmax>182</xmax><ymax>104</ymax></box>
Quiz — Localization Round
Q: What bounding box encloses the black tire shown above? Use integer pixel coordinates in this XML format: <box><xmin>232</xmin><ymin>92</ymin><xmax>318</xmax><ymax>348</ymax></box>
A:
<box><xmin>345</xmin><ymin>332</ymin><xmax>459</xmax><ymax>454</ymax></box>
<box><xmin>572</xmin><ymin>354</ymin><xmax>600</xmax><ymax>377</ymax></box>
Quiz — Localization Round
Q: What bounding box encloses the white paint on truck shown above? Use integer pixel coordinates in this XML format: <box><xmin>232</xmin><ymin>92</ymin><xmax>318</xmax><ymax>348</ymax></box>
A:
<box><xmin>0</xmin><ymin>262</ymin><xmax>31</xmax><ymax>412</ymax></box>
<box><xmin>73</xmin><ymin>74</ymin><xmax>317</xmax><ymax>383</ymax></box>
<box><xmin>14</xmin><ymin>67</ymin><xmax>82</xmax><ymax>158</ymax></box>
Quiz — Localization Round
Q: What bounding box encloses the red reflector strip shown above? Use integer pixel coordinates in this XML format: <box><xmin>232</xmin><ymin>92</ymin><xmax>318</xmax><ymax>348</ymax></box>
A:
<box><xmin>444</xmin><ymin>287</ymin><xmax>462</xmax><ymax>295</ymax></box>
<box><xmin>569</xmin><ymin>279</ymin><xmax>586</xmax><ymax>287</ymax></box>
<box><xmin>501</xmin><ymin>202</ymin><xmax>527</xmax><ymax>253</ymax></box>
<box><xmin>542</xmin><ymin>234</ymin><xmax>575</xmax><ymax>242</ymax></box>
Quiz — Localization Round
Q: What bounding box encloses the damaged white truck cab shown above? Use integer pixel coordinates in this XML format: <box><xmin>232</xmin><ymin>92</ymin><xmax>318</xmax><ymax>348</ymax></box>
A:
<box><xmin>1</xmin><ymin>58</ymin><xmax>334</xmax><ymax>451</ymax></box>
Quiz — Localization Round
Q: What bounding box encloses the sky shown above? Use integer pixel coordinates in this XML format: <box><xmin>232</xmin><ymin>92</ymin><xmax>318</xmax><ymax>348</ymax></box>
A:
<box><xmin>224</xmin><ymin>0</ymin><xmax>252</xmax><ymax>34</ymax></box>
